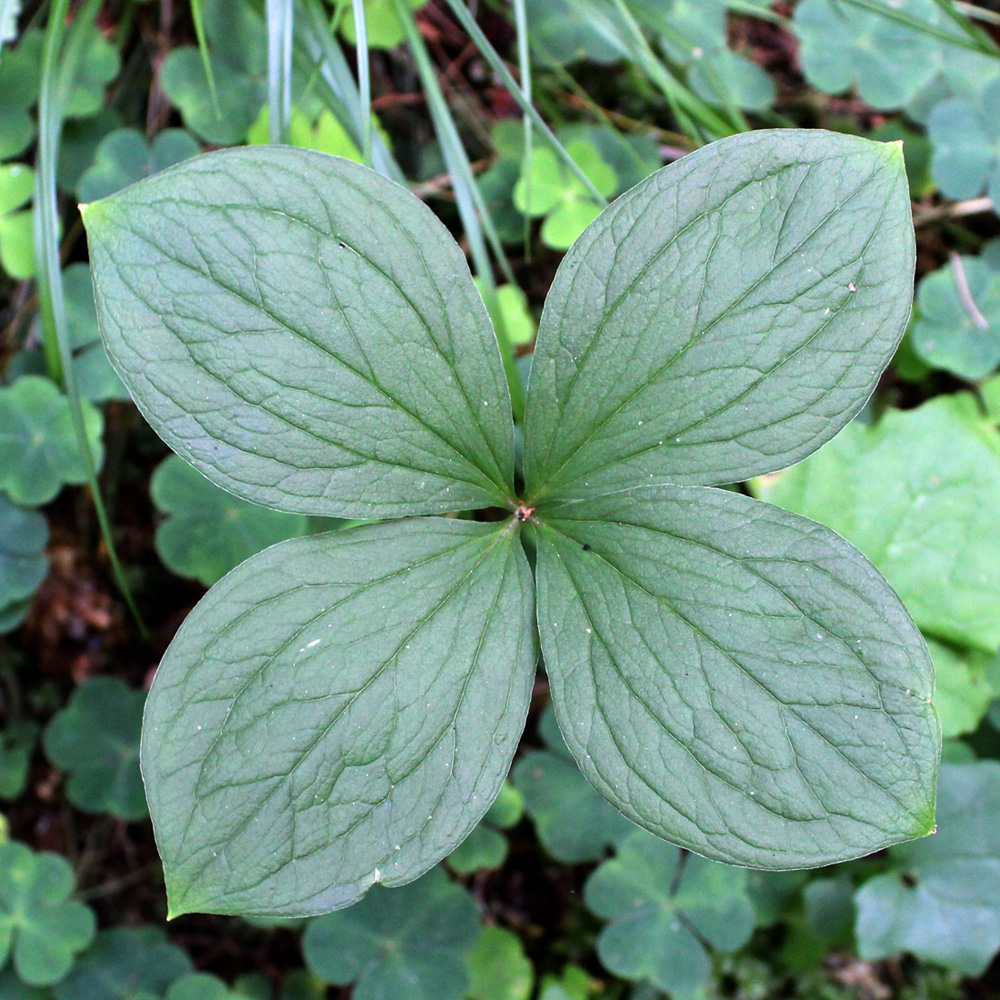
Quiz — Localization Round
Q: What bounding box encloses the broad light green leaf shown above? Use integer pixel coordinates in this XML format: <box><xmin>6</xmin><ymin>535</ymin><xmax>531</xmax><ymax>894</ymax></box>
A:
<box><xmin>0</xmin><ymin>163</ymin><xmax>34</xmax><ymax>280</ymax></box>
<box><xmin>43</xmin><ymin>678</ymin><xmax>147</xmax><ymax>821</ymax></box>
<box><xmin>523</xmin><ymin>130</ymin><xmax>915</xmax><ymax>503</ymax></box>
<box><xmin>142</xmin><ymin>519</ymin><xmax>535</xmax><ymax>917</ymax></box>
<box><xmin>151</xmin><ymin>455</ymin><xmax>310</xmax><ymax>586</ymax></box>
<box><xmin>927</xmin><ymin>639</ymin><xmax>995</xmax><ymax>739</ymax></box>
<box><xmin>585</xmin><ymin>829</ymin><xmax>755</xmax><ymax>995</ymax></box>
<box><xmin>302</xmin><ymin>868</ymin><xmax>479</xmax><ymax>1000</ymax></box>
<box><xmin>533</xmin><ymin>485</ymin><xmax>939</xmax><ymax>869</ymax></box>
<box><xmin>855</xmin><ymin>762</ymin><xmax>1000</xmax><ymax>975</ymax></box>
<box><xmin>83</xmin><ymin>146</ymin><xmax>515</xmax><ymax>518</ymax></box>
<box><xmin>0</xmin><ymin>842</ymin><xmax>96</xmax><ymax>986</ymax></box>
<box><xmin>758</xmin><ymin>395</ymin><xmax>1000</xmax><ymax>650</ymax></box>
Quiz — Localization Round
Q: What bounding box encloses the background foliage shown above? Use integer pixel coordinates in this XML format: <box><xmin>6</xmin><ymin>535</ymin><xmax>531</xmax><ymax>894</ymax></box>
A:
<box><xmin>1</xmin><ymin>0</ymin><xmax>1000</xmax><ymax>997</ymax></box>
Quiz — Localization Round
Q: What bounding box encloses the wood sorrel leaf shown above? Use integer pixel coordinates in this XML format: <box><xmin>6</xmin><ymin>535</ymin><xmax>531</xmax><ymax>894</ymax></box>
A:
<box><xmin>142</xmin><ymin>518</ymin><xmax>535</xmax><ymax>918</ymax></box>
<box><xmin>82</xmin><ymin>146</ymin><xmax>515</xmax><ymax>518</ymax></box>
<box><xmin>523</xmin><ymin>129</ymin><xmax>915</xmax><ymax>502</ymax></box>
<box><xmin>533</xmin><ymin>485</ymin><xmax>939</xmax><ymax>869</ymax></box>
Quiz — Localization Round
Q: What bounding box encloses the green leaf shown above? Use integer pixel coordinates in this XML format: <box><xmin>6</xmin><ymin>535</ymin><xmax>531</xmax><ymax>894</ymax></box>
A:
<box><xmin>910</xmin><ymin>247</ymin><xmax>1000</xmax><ymax>381</ymax></box>
<box><xmin>0</xmin><ymin>163</ymin><xmax>34</xmax><ymax>280</ymax></box>
<box><xmin>513</xmin><ymin>141</ymin><xmax>617</xmax><ymax>251</ymax></box>
<box><xmin>523</xmin><ymin>130</ymin><xmax>915</xmax><ymax>503</ymax></box>
<box><xmin>142</xmin><ymin>519</ymin><xmax>535</xmax><ymax>917</ymax></box>
<box><xmin>83</xmin><ymin>146</ymin><xmax>516</xmax><ymax>518</ymax></box>
<box><xmin>53</xmin><ymin>927</ymin><xmax>192</xmax><ymax>1000</ymax></box>
<box><xmin>927</xmin><ymin>639</ymin><xmax>995</xmax><ymax>738</ymax></box>
<box><xmin>0</xmin><ymin>377</ymin><xmax>104</xmax><ymax>507</ymax></box>
<box><xmin>522</xmin><ymin>0</ymin><xmax>628</xmax><ymax>66</ymax></box>
<box><xmin>585</xmin><ymin>829</ymin><xmax>755</xmax><ymax>995</ymax></box>
<box><xmin>60</xmin><ymin>262</ymin><xmax>129</xmax><ymax>403</ymax></box>
<box><xmin>165</xmin><ymin>973</ymin><xmax>248</xmax><ymax>1000</ymax></box>
<box><xmin>0</xmin><ymin>496</ymin><xmax>47</xmax><ymax>616</ymax></box>
<box><xmin>792</xmin><ymin>0</ymin><xmax>961</xmax><ymax>110</ymax></box>
<box><xmin>757</xmin><ymin>394</ymin><xmax>1000</xmax><ymax>650</ymax></box>
<box><xmin>337</xmin><ymin>0</ymin><xmax>425</xmax><ymax>49</ymax></box>
<box><xmin>0</xmin><ymin>721</ymin><xmax>39</xmax><ymax>801</ymax></box>
<box><xmin>0</xmin><ymin>841</ymin><xmax>96</xmax><ymax>986</ymax></box>
<box><xmin>151</xmin><ymin>455</ymin><xmax>311</xmax><ymax>586</ymax></box>
<box><xmin>855</xmin><ymin>762</ymin><xmax>1000</xmax><ymax>975</ymax></box>
<box><xmin>161</xmin><ymin>49</ymin><xmax>264</xmax><ymax>146</ymax></box>
<box><xmin>247</xmin><ymin>107</ymin><xmax>364</xmax><ymax>160</ymax></box>
<box><xmin>43</xmin><ymin>678</ymin><xmax>147</xmax><ymax>821</ymax></box>
<box><xmin>301</xmin><ymin>868</ymin><xmax>480</xmax><ymax>1000</ymax></box>
<box><xmin>512</xmin><ymin>749</ymin><xmax>633</xmax><ymax>864</ymax></box>
<box><xmin>77</xmin><ymin>128</ymin><xmax>201</xmax><ymax>203</ymax></box>
<box><xmin>59</xmin><ymin>108</ymin><xmax>123</xmax><ymax>193</ymax></box>
<box><xmin>537</xmin><ymin>965</ymin><xmax>593</xmax><ymax>1000</ymax></box>
<box><xmin>445</xmin><ymin>824</ymin><xmax>508</xmax><ymax>875</ymax></box>
<box><xmin>466</xmin><ymin>925</ymin><xmax>534</xmax><ymax>1000</ymax></box>
<box><xmin>0</xmin><ymin>30</ymin><xmax>41</xmax><ymax>161</ymax></box>
<box><xmin>61</xmin><ymin>24</ymin><xmax>119</xmax><ymax>119</ymax></box>
<box><xmin>534</xmin><ymin>485</ymin><xmax>939</xmax><ymax>869</ymax></box>
<box><xmin>927</xmin><ymin>78</ymin><xmax>1000</xmax><ymax>209</ymax></box>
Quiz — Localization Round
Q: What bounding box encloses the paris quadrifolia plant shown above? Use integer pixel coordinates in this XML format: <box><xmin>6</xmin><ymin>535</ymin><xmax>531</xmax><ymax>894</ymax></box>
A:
<box><xmin>81</xmin><ymin>129</ymin><xmax>941</xmax><ymax>919</ymax></box>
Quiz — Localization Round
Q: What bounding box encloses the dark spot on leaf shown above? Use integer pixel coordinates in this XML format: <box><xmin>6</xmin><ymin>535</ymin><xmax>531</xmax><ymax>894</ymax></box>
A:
<box><xmin>582</xmin><ymin>543</ymin><xmax>591</xmax><ymax>551</ymax></box>
<box><xmin>900</xmin><ymin>872</ymin><xmax>918</xmax><ymax>889</ymax></box>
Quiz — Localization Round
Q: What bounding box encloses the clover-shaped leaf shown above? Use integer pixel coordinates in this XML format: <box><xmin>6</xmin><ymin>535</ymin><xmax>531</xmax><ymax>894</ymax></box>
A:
<box><xmin>466</xmin><ymin>926</ymin><xmax>533</xmax><ymax>1000</ymax></box>
<box><xmin>628</xmin><ymin>0</ymin><xmax>775</xmax><ymax>111</ymax></box>
<box><xmin>514</xmin><ymin>141</ymin><xmax>617</xmax><ymax>250</ymax></box>
<box><xmin>512</xmin><ymin>707</ymin><xmax>632</xmax><ymax>863</ymax></box>
<box><xmin>910</xmin><ymin>248</ymin><xmax>1000</xmax><ymax>381</ymax></box>
<box><xmin>43</xmin><ymin>678</ymin><xmax>147</xmax><ymax>821</ymax></box>
<box><xmin>302</xmin><ymin>868</ymin><xmax>480</xmax><ymax>1000</ymax></box>
<box><xmin>248</xmin><ymin>107</ymin><xmax>363</xmax><ymax>160</ymax></box>
<box><xmin>0</xmin><ymin>163</ymin><xmax>34</xmax><ymax>280</ymax></box>
<box><xmin>53</xmin><ymin>927</ymin><xmax>192</xmax><ymax>1000</ymax></box>
<box><xmin>523</xmin><ymin>0</ymin><xmax>628</xmax><ymax>66</ymax></box>
<box><xmin>82</xmin><ymin>132</ymin><xmax>938</xmax><ymax>918</ymax></box>
<box><xmin>151</xmin><ymin>455</ymin><xmax>311</xmax><ymax>587</ymax></box>
<box><xmin>758</xmin><ymin>393</ymin><xmax>1000</xmax><ymax>650</ymax></box>
<box><xmin>337</xmin><ymin>0</ymin><xmax>425</xmax><ymax>50</ymax></box>
<box><xmin>165</xmin><ymin>973</ymin><xmax>255</xmax><ymax>1000</ymax></box>
<box><xmin>585</xmin><ymin>830</ymin><xmax>756</xmax><ymax>995</ymax></box>
<box><xmin>0</xmin><ymin>496</ymin><xmax>47</xmax><ymax>627</ymax></box>
<box><xmin>447</xmin><ymin>782</ymin><xmax>523</xmax><ymax>875</ymax></box>
<box><xmin>927</xmin><ymin>77</ymin><xmax>1000</xmax><ymax>217</ymax></box>
<box><xmin>792</xmin><ymin>0</ymin><xmax>961</xmax><ymax>110</ymax></box>
<box><xmin>160</xmin><ymin>0</ymin><xmax>265</xmax><ymax>145</ymax></box>
<box><xmin>0</xmin><ymin>378</ymin><xmax>103</xmax><ymax>507</ymax></box>
<box><xmin>62</xmin><ymin>24</ymin><xmax>119</xmax><ymax>119</ymax></box>
<box><xmin>0</xmin><ymin>841</ymin><xmax>96</xmax><ymax>986</ymax></box>
<box><xmin>0</xmin><ymin>30</ymin><xmax>42</xmax><ymax>161</ymax></box>
<box><xmin>855</xmin><ymin>762</ymin><xmax>1000</xmax><ymax>975</ymax></box>
<box><xmin>0</xmin><ymin>720</ymin><xmax>38</xmax><ymax>800</ymax></box>
<box><xmin>77</xmin><ymin>128</ymin><xmax>201</xmax><ymax>203</ymax></box>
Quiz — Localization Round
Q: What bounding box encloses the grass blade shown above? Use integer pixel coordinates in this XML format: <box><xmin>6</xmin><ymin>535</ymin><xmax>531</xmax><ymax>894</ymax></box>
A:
<box><xmin>295</xmin><ymin>0</ymin><xmax>403</xmax><ymax>181</ymax></box>
<box><xmin>350</xmin><ymin>0</ymin><xmax>372</xmax><ymax>167</ymax></box>
<box><xmin>190</xmin><ymin>0</ymin><xmax>220</xmax><ymax>120</ymax></box>
<box><xmin>443</xmin><ymin>0</ymin><xmax>610</xmax><ymax>204</ymax></box>
<box><xmin>267</xmin><ymin>0</ymin><xmax>294</xmax><ymax>143</ymax></box>
<box><xmin>35</xmin><ymin>0</ymin><xmax>147</xmax><ymax>634</ymax></box>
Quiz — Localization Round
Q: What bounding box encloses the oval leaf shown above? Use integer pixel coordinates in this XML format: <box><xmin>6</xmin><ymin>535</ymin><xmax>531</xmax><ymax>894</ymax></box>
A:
<box><xmin>523</xmin><ymin>129</ymin><xmax>915</xmax><ymax>502</ymax></box>
<box><xmin>82</xmin><ymin>146</ymin><xmax>515</xmax><ymax>518</ymax></box>
<box><xmin>142</xmin><ymin>518</ymin><xmax>536</xmax><ymax>917</ymax></box>
<box><xmin>534</xmin><ymin>485</ymin><xmax>939</xmax><ymax>869</ymax></box>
